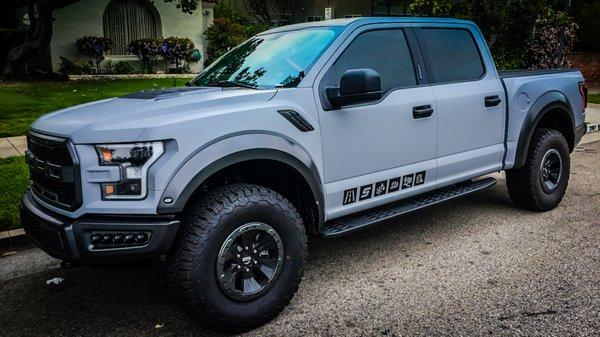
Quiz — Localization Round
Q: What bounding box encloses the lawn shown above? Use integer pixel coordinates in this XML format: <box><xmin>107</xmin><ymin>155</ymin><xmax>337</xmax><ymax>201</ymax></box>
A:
<box><xmin>0</xmin><ymin>78</ymin><xmax>192</xmax><ymax>137</ymax></box>
<box><xmin>589</xmin><ymin>93</ymin><xmax>600</xmax><ymax>104</ymax></box>
<box><xmin>0</xmin><ymin>156</ymin><xmax>29</xmax><ymax>231</ymax></box>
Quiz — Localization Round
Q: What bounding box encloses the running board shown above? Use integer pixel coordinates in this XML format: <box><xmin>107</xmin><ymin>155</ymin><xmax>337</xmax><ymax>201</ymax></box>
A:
<box><xmin>320</xmin><ymin>178</ymin><xmax>497</xmax><ymax>238</ymax></box>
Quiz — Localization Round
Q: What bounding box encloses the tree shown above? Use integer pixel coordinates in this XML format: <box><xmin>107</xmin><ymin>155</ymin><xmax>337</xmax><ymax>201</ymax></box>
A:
<box><xmin>409</xmin><ymin>0</ymin><xmax>454</xmax><ymax>17</ymax></box>
<box><xmin>204</xmin><ymin>2</ymin><xmax>269</xmax><ymax>65</ymax></box>
<box><xmin>2</xmin><ymin>0</ymin><xmax>199</xmax><ymax>78</ymax></box>
<box><xmin>244</xmin><ymin>0</ymin><xmax>301</xmax><ymax>26</ymax></box>
<box><xmin>528</xmin><ymin>8</ymin><xmax>577</xmax><ymax>69</ymax></box>
<box><xmin>204</xmin><ymin>18</ymin><xmax>247</xmax><ymax>65</ymax></box>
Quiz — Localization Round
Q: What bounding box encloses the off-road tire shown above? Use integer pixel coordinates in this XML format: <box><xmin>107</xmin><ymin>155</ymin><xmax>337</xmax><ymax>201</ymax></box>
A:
<box><xmin>166</xmin><ymin>184</ymin><xmax>307</xmax><ymax>332</ymax></box>
<box><xmin>506</xmin><ymin>128</ymin><xmax>570</xmax><ymax>211</ymax></box>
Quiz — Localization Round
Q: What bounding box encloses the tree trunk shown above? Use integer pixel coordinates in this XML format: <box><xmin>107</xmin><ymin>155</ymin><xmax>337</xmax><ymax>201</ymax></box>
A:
<box><xmin>3</xmin><ymin>0</ymin><xmax>79</xmax><ymax>77</ymax></box>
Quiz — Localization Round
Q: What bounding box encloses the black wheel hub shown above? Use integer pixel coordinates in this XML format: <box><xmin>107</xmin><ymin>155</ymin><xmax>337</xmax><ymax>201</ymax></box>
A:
<box><xmin>216</xmin><ymin>223</ymin><xmax>284</xmax><ymax>301</ymax></box>
<box><xmin>539</xmin><ymin>149</ymin><xmax>562</xmax><ymax>193</ymax></box>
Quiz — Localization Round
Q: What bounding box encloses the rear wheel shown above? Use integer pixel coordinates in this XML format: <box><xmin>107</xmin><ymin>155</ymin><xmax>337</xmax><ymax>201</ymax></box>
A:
<box><xmin>506</xmin><ymin>128</ymin><xmax>570</xmax><ymax>211</ymax></box>
<box><xmin>166</xmin><ymin>184</ymin><xmax>307</xmax><ymax>331</ymax></box>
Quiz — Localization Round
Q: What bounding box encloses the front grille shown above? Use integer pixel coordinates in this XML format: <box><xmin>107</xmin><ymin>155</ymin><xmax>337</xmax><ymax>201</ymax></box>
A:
<box><xmin>26</xmin><ymin>132</ymin><xmax>81</xmax><ymax>211</ymax></box>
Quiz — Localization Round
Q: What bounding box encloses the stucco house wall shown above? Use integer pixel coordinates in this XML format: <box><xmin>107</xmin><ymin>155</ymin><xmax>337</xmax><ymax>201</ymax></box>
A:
<box><xmin>50</xmin><ymin>0</ymin><xmax>211</xmax><ymax>73</ymax></box>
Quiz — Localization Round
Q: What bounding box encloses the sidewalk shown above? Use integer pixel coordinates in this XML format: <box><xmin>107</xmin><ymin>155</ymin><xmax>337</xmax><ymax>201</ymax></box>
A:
<box><xmin>0</xmin><ymin>136</ymin><xmax>25</xmax><ymax>158</ymax></box>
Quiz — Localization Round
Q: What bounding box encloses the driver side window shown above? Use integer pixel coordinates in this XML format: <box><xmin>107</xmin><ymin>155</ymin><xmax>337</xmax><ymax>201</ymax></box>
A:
<box><xmin>332</xmin><ymin>29</ymin><xmax>417</xmax><ymax>93</ymax></box>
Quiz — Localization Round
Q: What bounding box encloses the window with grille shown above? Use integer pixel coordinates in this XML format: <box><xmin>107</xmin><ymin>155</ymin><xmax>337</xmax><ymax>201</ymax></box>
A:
<box><xmin>103</xmin><ymin>0</ymin><xmax>162</xmax><ymax>55</ymax></box>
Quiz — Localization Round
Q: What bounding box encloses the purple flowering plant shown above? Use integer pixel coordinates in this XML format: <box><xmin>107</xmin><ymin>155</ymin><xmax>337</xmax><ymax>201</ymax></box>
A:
<box><xmin>75</xmin><ymin>36</ymin><xmax>113</xmax><ymax>74</ymax></box>
<box><xmin>128</xmin><ymin>38</ymin><xmax>162</xmax><ymax>73</ymax></box>
<box><xmin>159</xmin><ymin>36</ymin><xmax>196</xmax><ymax>72</ymax></box>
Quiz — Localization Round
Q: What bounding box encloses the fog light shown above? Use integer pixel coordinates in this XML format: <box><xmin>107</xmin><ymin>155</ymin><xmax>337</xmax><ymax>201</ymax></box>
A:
<box><xmin>89</xmin><ymin>231</ymin><xmax>151</xmax><ymax>249</ymax></box>
<box><xmin>90</xmin><ymin>234</ymin><xmax>102</xmax><ymax>245</ymax></box>
<box><xmin>135</xmin><ymin>233</ymin><xmax>148</xmax><ymax>243</ymax></box>
<box><xmin>102</xmin><ymin>234</ymin><xmax>113</xmax><ymax>244</ymax></box>
<box><xmin>113</xmin><ymin>234</ymin><xmax>124</xmax><ymax>244</ymax></box>
<box><xmin>124</xmin><ymin>233</ymin><xmax>136</xmax><ymax>244</ymax></box>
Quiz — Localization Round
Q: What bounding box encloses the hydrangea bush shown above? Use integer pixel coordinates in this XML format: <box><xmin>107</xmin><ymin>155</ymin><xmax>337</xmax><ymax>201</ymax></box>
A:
<box><xmin>159</xmin><ymin>36</ymin><xmax>196</xmax><ymax>73</ymax></box>
<box><xmin>128</xmin><ymin>38</ymin><xmax>162</xmax><ymax>73</ymax></box>
<box><xmin>75</xmin><ymin>36</ymin><xmax>113</xmax><ymax>74</ymax></box>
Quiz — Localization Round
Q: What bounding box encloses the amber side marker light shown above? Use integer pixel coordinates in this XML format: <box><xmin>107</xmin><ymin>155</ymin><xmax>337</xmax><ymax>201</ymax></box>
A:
<box><xmin>100</xmin><ymin>148</ymin><xmax>113</xmax><ymax>162</ymax></box>
<box><xmin>103</xmin><ymin>184</ymin><xmax>115</xmax><ymax>196</ymax></box>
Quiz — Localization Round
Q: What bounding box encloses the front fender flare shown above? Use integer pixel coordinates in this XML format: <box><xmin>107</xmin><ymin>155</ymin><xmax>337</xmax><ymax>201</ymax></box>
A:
<box><xmin>157</xmin><ymin>133</ymin><xmax>324</xmax><ymax>225</ymax></box>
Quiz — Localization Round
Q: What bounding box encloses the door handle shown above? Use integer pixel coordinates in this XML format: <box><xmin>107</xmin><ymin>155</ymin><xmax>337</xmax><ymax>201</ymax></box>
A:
<box><xmin>485</xmin><ymin>95</ymin><xmax>502</xmax><ymax>107</ymax></box>
<box><xmin>413</xmin><ymin>105</ymin><xmax>434</xmax><ymax>119</ymax></box>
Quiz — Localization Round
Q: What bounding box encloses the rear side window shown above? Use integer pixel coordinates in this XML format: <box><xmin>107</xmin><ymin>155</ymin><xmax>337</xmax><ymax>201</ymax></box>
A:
<box><xmin>416</xmin><ymin>28</ymin><xmax>484</xmax><ymax>83</ymax></box>
<box><xmin>331</xmin><ymin>29</ymin><xmax>416</xmax><ymax>92</ymax></box>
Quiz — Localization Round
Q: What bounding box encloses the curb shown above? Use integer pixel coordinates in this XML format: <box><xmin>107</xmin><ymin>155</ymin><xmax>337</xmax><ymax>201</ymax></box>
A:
<box><xmin>0</xmin><ymin>228</ymin><xmax>32</xmax><ymax>256</ymax></box>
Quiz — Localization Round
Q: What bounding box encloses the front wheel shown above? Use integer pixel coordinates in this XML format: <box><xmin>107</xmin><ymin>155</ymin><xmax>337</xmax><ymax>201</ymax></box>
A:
<box><xmin>166</xmin><ymin>184</ymin><xmax>307</xmax><ymax>331</ymax></box>
<box><xmin>506</xmin><ymin>128</ymin><xmax>570</xmax><ymax>211</ymax></box>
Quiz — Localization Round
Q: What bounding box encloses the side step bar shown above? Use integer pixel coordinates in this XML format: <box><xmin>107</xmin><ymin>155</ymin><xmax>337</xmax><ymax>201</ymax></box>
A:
<box><xmin>320</xmin><ymin>177</ymin><xmax>497</xmax><ymax>238</ymax></box>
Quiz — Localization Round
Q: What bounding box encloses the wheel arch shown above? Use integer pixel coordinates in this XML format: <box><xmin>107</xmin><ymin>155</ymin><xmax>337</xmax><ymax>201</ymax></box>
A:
<box><xmin>514</xmin><ymin>91</ymin><xmax>575</xmax><ymax>168</ymax></box>
<box><xmin>158</xmin><ymin>134</ymin><xmax>325</xmax><ymax>234</ymax></box>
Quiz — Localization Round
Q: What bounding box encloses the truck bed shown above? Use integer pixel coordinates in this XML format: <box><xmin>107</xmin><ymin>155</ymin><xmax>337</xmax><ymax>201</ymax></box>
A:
<box><xmin>499</xmin><ymin>68</ymin><xmax>585</xmax><ymax>169</ymax></box>
<box><xmin>499</xmin><ymin>68</ymin><xmax>579</xmax><ymax>78</ymax></box>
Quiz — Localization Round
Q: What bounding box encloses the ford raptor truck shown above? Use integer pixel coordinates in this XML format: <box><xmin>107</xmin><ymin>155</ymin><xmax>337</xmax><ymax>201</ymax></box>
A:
<box><xmin>20</xmin><ymin>17</ymin><xmax>588</xmax><ymax>330</ymax></box>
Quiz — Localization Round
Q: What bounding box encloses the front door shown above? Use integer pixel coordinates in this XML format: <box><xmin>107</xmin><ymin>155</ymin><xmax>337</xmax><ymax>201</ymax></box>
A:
<box><xmin>315</xmin><ymin>26</ymin><xmax>438</xmax><ymax>219</ymax></box>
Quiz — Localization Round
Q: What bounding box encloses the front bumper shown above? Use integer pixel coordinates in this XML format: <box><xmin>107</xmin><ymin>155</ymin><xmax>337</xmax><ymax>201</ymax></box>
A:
<box><xmin>20</xmin><ymin>189</ymin><xmax>180</xmax><ymax>263</ymax></box>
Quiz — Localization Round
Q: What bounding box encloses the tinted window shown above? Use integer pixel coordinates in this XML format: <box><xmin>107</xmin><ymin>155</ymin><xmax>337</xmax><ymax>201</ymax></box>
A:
<box><xmin>332</xmin><ymin>29</ymin><xmax>416</xmax><ymax>92</ymax></box>
<box><xmin>417</xmin><ymin>28</ymin><xmax>484</xmax><ymax>83</ymax></box>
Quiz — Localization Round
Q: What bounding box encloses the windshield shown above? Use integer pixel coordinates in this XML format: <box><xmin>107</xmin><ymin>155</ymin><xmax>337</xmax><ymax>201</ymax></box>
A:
<box><xmin>191</xmin><ymin>27</ymin><xmax>342</xmax><ymax>89</ymax></box>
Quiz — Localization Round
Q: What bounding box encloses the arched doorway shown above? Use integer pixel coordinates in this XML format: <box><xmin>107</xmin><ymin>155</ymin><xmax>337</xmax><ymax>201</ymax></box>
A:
<box><xmin>103</xmin><ymin>0</ymin><xmax>162</xmax><ymax>55</ymax></box>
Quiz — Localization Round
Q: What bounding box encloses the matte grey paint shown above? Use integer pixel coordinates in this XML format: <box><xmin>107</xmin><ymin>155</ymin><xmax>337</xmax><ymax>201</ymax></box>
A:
<box><xmin>26</xmin><ymin>17</ymin><xmax>585</xmax><ymax>228</ymax></box>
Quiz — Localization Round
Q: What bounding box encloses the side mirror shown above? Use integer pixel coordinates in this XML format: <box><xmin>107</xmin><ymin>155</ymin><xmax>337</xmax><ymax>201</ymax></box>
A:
<box><xmin>326</xmin><ymin>68</ymin><xmax>382</xmax><ymax>109</ymax></box>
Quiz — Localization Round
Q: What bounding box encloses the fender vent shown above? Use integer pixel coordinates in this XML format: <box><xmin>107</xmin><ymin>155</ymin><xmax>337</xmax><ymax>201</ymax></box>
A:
<box><xmin>277</xmin><ymin>110</ymin><xmax>314</xmax><ymax>132</ymax></box>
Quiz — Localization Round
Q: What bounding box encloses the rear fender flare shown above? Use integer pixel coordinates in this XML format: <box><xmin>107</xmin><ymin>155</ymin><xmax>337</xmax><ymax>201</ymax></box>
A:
<box><xmin>514</xmin><ymin>91</ymin><xmax>574</xmax><ymax>168</ymax></box>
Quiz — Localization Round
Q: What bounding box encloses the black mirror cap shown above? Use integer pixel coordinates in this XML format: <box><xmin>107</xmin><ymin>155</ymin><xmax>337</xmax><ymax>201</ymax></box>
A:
<box><xmin>339</xmin><ymin>68</ymin><xmax>382</xmax><ymax>95</ymax></box>
<box><xmin>326</xmin><ymin>68</ymin><xmax>382</xmax><ymax>109</ymax></box>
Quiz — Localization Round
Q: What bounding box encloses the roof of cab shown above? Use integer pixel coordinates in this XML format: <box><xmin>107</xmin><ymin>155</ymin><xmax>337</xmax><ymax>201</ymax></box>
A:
<box><xmin>258</xmin><ymin>16</ymin><xmax>475</xmax><ymax>35</ymax></box>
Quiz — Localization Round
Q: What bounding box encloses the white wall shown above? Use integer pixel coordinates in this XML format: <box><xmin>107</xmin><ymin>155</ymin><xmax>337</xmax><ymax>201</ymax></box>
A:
<box><xmin>51</xmin><ymin>0</ymin><xmax>206</xmax><ymax>73</ymax></box>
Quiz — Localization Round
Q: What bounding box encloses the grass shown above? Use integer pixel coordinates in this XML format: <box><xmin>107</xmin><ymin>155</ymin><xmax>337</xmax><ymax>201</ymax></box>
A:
<box><xmin>589</xmin><ymin>93</ymin><xmax>600</xmax><ymax>105</ymax></box>
<box><xmin>0</xmin><ymin>156</ymin><xmax>29</xmax><ymax>231</ymax></box>
<box><xmin>0</xmin><ymin>78</ymin><xmax>192</xmax><ymax>137</ymax></box>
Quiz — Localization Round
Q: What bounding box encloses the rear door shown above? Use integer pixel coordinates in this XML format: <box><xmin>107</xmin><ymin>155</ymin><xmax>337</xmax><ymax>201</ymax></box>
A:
<box><xmin>413</xmin><ymin>24</ymin><xmax>506</xmax><ymax>186</ymax></box>
<box><xmin>314</xmin><ymin>25</ymin><xmax>439</xmax><ymax>219</ymax></box>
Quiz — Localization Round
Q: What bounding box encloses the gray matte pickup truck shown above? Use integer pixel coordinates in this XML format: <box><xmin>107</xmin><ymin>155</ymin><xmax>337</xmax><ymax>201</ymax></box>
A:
<box><xmin>21</xmin><ymin>17</ymin><xmax>588</xmax><ymax>330</ymax></box>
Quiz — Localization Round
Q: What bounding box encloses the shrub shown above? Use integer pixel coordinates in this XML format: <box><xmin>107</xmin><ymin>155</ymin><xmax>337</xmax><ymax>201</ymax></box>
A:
<box><xmin>528</xmin><ymin>9</ymin><xmax>578</xmax><ymax>69</ymax></box>
<box><xmin>159</xmin><ymin>36</ymin><xmax>195</xmax><ymax>72</ymax></box>
<box><xmin>75</xmin><ymin>36</ymin><xmax>113</xmax><ymax>74</ymax></box>
<box><xmin>58</xmin><ymin>57</ymin><xmax>81</xmax><ymax>75</ymax></box>
<box><xmin>128</xmin><ymin>38</ymin><xmax>162</xmax><ymax>73</ymax></box>
<box><xmin>58</xmin><ymin>57</ymin><xmax>93</xmax><ymax>75</ymax></box>
<box><xmin>113</xmin><ymin>61</ymin><xmax>136</xmax><ymax>74</ymax></box>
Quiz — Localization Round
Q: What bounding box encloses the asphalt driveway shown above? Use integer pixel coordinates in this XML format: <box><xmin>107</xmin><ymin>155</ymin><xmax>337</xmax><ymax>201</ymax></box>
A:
<box><xmin>1</xmin><ymin>141</ymin><xmax>599</xmax><ymax>337</ymax></box>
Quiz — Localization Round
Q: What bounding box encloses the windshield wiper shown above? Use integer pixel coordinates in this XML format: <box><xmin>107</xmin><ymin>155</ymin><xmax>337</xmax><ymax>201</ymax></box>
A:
<box><xmin>207</xmin><ymin>80</ymin><xmax>257</xmax><ymax>90</ymax></box>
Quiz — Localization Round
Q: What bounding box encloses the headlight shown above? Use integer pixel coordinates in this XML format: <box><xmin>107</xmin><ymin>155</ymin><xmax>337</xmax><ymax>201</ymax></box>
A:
<box><xmin>95</xmin><ymin>141</ymin><xmax>164</xmax><ymax>200</ymax></box>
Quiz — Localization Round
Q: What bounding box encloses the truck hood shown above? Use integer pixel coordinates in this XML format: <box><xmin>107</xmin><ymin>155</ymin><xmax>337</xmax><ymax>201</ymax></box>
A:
<box><xmin>31</xmin><ymin>87</ymin><xmax>277</xmax><ymax>143</ymax></box>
